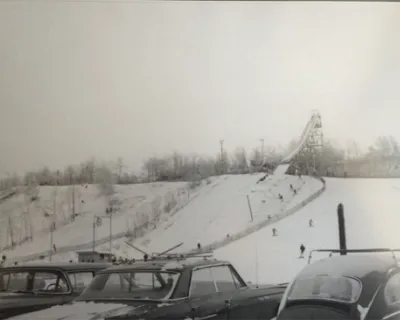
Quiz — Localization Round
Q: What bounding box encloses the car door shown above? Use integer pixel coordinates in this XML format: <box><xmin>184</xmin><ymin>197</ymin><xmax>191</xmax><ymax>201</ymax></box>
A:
<box><xmin>188</xmin><ymin>267</ymin><xmax>229</xmax><ymax>320</ymax></box>
<box><xmin>379</xmin><ymin>272</ymin><xmax>400</xmax><ymax>320</ymax></box>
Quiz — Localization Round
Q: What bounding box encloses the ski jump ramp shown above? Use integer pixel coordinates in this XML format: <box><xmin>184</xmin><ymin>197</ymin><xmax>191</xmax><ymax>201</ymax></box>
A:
<box><xmin>274</xmin><ymin>111</ymin><xmax>322</xmax><ymax>175</ymax></box>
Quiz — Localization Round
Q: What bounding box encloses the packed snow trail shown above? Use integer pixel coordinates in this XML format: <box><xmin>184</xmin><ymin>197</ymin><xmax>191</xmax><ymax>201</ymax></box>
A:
<box><xmin>215</xmin><ymin>178</ymin><xmax>400</xmax><ymax>284</ymax></box>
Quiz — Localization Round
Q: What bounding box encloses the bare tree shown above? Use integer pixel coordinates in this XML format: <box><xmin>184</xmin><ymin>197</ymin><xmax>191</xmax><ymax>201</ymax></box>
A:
<box><xmin>250</xmin><ymin>148</ymin><xmax>262</xmax><ymax>168</ymax></box>
<box><xmin>233</xmin><ymin>147</ymin><xmax>248</xmax><ymax>173</ymax></box>
<box><xmin>115</xmin><ymin>157</ymin><xmax>125</xmax><ymax>183</ymax></box>
<box><xmin>24</xmin><ymin>173</ymin><xmax>39</xmax><ymax>201</ymax></box>
<box><xmin>85</xmin><ymin>158</ymin><xmax>96</xmax><ymax>183</ymax></box>
<box><xmin>96</xmin><ymin>165</ymin><xmax>115</xmax><ymax>197</ymax></box>
<box><xmin>346</xmin><ymin>140</ymin><xmax>362</xmax><ymax>160</ymax></box>
<box><xmin>370</xmin><ymin>136</ymin><xmax>400</xmax><ymax>158</ymax></box>
<box><xmin>319</xmin><ymin>140</ymin><xmax>345</xmax><ymax>174</ymax></box>
<box><xmin>171</xmin><ymin>152</ymin><xmax>183</xmax><ymax>179</ymax></box>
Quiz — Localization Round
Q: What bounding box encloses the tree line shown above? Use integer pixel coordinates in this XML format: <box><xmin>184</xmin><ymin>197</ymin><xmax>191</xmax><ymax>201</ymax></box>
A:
<box><xmin>1</xmin><ymin>135</ymin><xmax>399</xmax><ymax>190</ymax></box>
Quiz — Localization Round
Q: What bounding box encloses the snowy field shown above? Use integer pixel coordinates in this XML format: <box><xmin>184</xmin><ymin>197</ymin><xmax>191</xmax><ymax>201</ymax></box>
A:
<box><xmin>1</xmin><ymin>181</ymin><xmax>192</xmax><ymax>261</ymax></box>
<box><xmin>5</xmin><ymin>174</ymin><xmax>397</xmax><ymax>290</ymax></box>
<box><xmin>46</xmin><ymin>173</ymin><xmax>322</xmax><ymax>262</ymax></box>
<box><xmin>214</xmin><ymin>177</ymin><xmax>400</xmax><ymax>284</ymax></box>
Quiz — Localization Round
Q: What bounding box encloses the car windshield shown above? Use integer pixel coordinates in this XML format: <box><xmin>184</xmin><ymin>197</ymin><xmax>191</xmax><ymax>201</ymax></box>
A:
<box><xmin>77</xmin><ymin>270</ymin><xmax>180</xmax><ymax>301</ymax></box>
<box><xmin>288</xmin><ymin>275</ymin><xmax>362</xmax><ymax>303</ymax></box>
<box><xmin>0</xmin><ymin>270</ymin><xmax>69</xmax><ymax>293</ymax></box>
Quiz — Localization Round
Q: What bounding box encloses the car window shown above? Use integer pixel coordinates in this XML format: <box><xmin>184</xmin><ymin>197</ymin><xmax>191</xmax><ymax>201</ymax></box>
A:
<box><xmin>190</xmin><ymin>267</ymin><xmax>216</xmax><ymax>297</ymax></box>
<box><xmin>288</xmin><ymin>275</ymin><xmax>361</xmax><ymax>303</ymax></box>
<box><xmin>0</xmin><ymin>270</ymin><xmax>69</xmax><ymax>293</ymax></box>
<box><xmin>68</xmin><ymin>272</ymin><xmax>94</xmax><ymax>293</ymax></box>
<box><xmin>103</xmin><ymin>273</ymin><xmax>125</xmax><ymax>291</ymax></box>
<box><xmin>385</xmin><ymin>272</ymin><xmax>400</xmax><ymax>305</ymax></box>
<box><xmin>34</xmin><ymin>272</ymin><xmax>68</xmax><ymax>292</ymax></box>
<box><xmin>0</xmin><ymin>272</ymin><xmax>29</xmax><ymax>291</ymax></box>
<box><xmin>229</xmin><ymin>266</ymin><xmax>245</xmax><ymax>289</ymax></box>
<box><xmin>210</xmin><ymin>265</ymin><xmax>239</xmax><ymax>292</ymax></box>
<box><xmin>78</xmin><ymin>271</ymin><xmax>179</xmax><ymax>301</ymax></box>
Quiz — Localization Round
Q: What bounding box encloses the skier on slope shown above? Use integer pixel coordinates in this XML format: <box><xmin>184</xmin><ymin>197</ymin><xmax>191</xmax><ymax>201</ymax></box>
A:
<box><xmin>300</xmin><ymin>244</ymin><xmax>306</xmax><ymax>258</ymax></box>
<box><xmin>272</xmin><ymin>228</ymin><xmax>277</xmax><ymax>236</ymax></box>
<box><xmin>309</xmin><ymin>219</ymin><xmax>313</xmax><ymax>227</ymax></box>
<box><xmin>0</xmin><ymin>255</ymin><xmax>5</xmax><ymax>267</ymax></box>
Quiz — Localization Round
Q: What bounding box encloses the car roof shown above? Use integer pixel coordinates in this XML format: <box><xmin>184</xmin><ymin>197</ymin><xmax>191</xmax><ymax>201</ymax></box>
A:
<box><xmin>1</xmin><ymin>262</ymin><xmax>112</xmax><ymax>272</ymax></box>
<box><xmin>299</xmin><ymin>254</ymin><xmax>397</xmax><ymax>280</ymax></box>
<box><xmin>100</xmin><ymin>258</ymin><xmax>230</xmax><ymax>273</ymax></box>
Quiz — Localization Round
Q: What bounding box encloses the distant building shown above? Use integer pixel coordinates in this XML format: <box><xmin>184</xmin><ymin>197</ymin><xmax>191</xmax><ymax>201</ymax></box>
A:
<box><xmin>76</xmin><ymin>251</ymin><xmax>115</xmax><ymax>263</ymax></box>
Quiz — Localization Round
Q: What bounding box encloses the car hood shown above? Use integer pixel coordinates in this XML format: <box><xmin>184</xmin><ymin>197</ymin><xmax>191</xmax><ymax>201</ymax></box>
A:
<box><xmin>6</xmin><ymin>301</ymin><xmax>159</xmax><ymax>320</ymax></box>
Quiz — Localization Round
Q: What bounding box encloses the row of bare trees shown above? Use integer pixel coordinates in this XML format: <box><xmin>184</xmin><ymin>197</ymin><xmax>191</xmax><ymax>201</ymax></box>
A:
<box><xmin>2</xmin><ymin>136</ymin><xmax>399</xmax><ymax>189</ymax></box>
<box><xmin>0</xmin><ymin>146</ymin><xmax>282</xmax><ymax>189</ymax></box>
<box><xmin>296</xmin><ymin>136</ymin><xmax>400</xmax><ymax>176</ymax></box>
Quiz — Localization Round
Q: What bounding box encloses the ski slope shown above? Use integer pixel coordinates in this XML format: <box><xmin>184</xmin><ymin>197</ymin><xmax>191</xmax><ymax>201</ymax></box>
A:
<box><xmin>109</xmin><ymin>174</ymin><xmax>321</xmax><ymax>258</ymax></box>
<box><xmin>215</xmin><ymin>177</ymin><xmax>400</xmax><ymax>284</ymax></box>
<box><xmin>40</xmin><ymin>173</ymin><xmax>322</xmax><ymax>262</ymax></box>
<box><xmin>2</xmin><ymin>181</ymin><xmax>192</xmax><ymax>261</ymax></box>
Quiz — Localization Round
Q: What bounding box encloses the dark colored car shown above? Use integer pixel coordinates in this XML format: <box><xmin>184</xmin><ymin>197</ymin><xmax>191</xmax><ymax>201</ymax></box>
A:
<box><xmin>0</xmin><ymin>262</ymin><xmax>111</xmax><ymax>319</ymax></box>
<box><xmin>276</xmin><ymin>248</ymin><xmax>400</xmax><ymax>320</ymax></box>
<box><xmin>8</xmin><ymin>256</ymin><xmax>287</xmax><ymax>320</ymax></box>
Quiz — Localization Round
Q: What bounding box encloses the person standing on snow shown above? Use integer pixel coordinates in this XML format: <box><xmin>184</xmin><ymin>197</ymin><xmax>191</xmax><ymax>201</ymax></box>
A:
<box><xmin>300</xmin><ymin>244</ymin><xmax>306</xmax><ymax>258</ymax></box>
<box><xmin>309</xmin><ymin>219</ymin><xmax>313</xmax><ymax>227</ymax></box>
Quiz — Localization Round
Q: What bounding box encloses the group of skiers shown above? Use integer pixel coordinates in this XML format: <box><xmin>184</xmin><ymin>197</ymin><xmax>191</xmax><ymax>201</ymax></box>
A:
<box><xmin>271</xmin><ymin>218</ymin><xmax>314</xmax><ymax>259</ymax></box>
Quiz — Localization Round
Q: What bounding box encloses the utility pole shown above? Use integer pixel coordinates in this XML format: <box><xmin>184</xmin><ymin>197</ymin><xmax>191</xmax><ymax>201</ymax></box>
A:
<box><xmin>72</xmin><ymin>184</ymin><xmax>75</xmax><ymax>219</ymax></box>
<box><xmin>219</xmin><ymin>140</ymin><xmax>224</xmax><ymax>174</ymax></box>
<box><xmin>109</xmin><ymin>213</ymin><xmax>112</xmax><ymax>253</ymax></box>
<box><xmin>260</xmin><ymin>138</ymin><xmax>265</xmax><ymax>163</ymax></box>
<box><xmin>92</xmin><ymin>216</ymin><xmax>96</xmax><ymax>252</ymax></box>
<box><xmin>50</xmin><ymin>183</ymin><xmax>57</xmax><ymax>262</ymax></box>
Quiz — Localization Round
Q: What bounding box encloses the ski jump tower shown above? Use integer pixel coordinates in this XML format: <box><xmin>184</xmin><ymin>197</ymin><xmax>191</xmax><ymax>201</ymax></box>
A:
<box><xmin>281</xmin><ymin>110</ymin><xmax>323</xmax><ymax>176</ymax></box>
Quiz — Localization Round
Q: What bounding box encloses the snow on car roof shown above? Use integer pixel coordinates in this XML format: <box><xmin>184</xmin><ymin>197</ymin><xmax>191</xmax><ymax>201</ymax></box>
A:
<box><xmin>1</xmin><ymin>262</ymin><xmax>112</xmax><ymax>271</ymax></box>
<box><xmin>101</xmin><ymin>258</ymin><xmax>229</xmax><ymax>273</ymax></box>
<box><xmin>299</xmin><ymin>254</ymin><xmax>396</xmax><ymax>280</ymax></box>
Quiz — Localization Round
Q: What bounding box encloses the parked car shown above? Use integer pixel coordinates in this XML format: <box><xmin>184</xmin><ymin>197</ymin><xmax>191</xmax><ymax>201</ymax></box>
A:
<box><xmin>7</xmin><ymin>255</ymin><xmax>287</xmax><ymax>320</ymax></box>
<box><xmin>276</xmin><ymin>248</ymin><xmax>400</xmax><ymax>320</ymax></box>
<box><xmin>0</xmin><ymin>262</ymin><xmax>111</xmax><ymax>319</ymax></box>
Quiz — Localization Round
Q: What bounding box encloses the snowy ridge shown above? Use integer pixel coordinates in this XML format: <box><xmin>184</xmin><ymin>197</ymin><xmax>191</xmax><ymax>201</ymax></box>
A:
<box><xmin>185</xmin><ymin>175</ymin><xmax>326</xmax><ymax>254</ymax></box>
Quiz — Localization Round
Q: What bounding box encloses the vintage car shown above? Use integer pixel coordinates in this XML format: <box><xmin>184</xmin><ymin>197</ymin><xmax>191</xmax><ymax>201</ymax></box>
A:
<box><xmin>0</xmin><ymin>262</ymin><xmax>111</xmax><ymax>319</ymax></box>
<box><xmin>276</xmin><ymin>248</ymin><xmax>400</xmax><ymax>320</ymax></box>
<box><xmin>8</xmin><ymin>255</ymin><xmax>287</xmax><ymax>320</ymax></box>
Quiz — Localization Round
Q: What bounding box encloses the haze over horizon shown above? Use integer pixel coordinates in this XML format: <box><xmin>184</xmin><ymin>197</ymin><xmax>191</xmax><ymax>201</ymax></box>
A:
<box><xmin>1</xmin><ymin>1</ymin><xmax>400</xmax><ymax>175</ymax></box>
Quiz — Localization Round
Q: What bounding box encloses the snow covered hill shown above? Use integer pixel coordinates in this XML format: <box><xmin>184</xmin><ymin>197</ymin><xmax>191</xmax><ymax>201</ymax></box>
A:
<box><xmin>214</xmin><ymin>177</ymin><xmax>400</xmax><ymax>284</ymax></box>
<box><xmin>3</xmin><ymin>172</ymin><xmax>324</xmax><ymax>265</ymax></box>
<box><xmin>1</xmin><ymin>181</ymin><xmax>194</xmax><ymax>261</ymax></box>
<box><xmin>94</xmin><ymin>173</ymin><xmax>322</xmax><ymax>259</ymax></box>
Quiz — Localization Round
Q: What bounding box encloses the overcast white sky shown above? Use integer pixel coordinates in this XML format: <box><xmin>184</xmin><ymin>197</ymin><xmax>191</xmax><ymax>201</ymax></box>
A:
<box><xmin>0</xmin><ymin>1</ymin><xmax>400</xmax><ymax>175</ymax></box>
